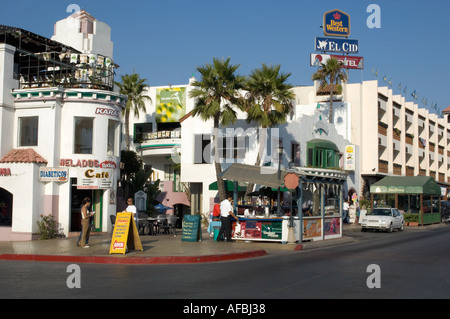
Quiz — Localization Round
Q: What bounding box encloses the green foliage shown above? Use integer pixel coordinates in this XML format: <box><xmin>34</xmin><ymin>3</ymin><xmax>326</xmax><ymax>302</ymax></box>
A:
<box><xmin>403</xmin><ymin>213</ymin><xmax>419</xmax><ymax>222</ymax></box>
<box><xmin>36</xmin><ymin>214</ymin><xmax>64</xmax><ymax>240</ymax></box>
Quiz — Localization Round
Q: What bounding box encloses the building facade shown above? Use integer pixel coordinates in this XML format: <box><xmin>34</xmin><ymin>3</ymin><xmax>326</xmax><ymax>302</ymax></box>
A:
<box><xmin>0</xmin><ymin>12</ymin><xmax>125</xmax><ymax>241</ymax></box>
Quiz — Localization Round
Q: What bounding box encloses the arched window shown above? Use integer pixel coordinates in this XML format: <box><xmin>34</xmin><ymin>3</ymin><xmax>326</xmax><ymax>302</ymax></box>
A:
<box><xmin>0</xmin><ymin>188</ymin><xmax>13</xmax><ymax>227</ymax></box>
<box><xmin>307</xmin><ymin>139</ymin><xmax>340</xmax><ymax>169</ymax></box>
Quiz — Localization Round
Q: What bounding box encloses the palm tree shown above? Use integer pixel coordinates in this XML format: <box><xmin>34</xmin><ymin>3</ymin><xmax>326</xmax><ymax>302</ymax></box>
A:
<box><xmin>244</xmin><ymin>63</ymin><xmax>295</xmax><ymax>196</ymax></box>
<box><xmin>189</xmin><ymin>57</ymin><xmax>245</xmax><ymax>201</ymax></box>
<box><xmin>115</xmin><ymin>72</ymin><xmax>151</xmax><ymax>150</ymax></box>
<box><xmin>311</xmin><ymin>57</ymin><xmax>347</xmax><ymax>124</ymax></box>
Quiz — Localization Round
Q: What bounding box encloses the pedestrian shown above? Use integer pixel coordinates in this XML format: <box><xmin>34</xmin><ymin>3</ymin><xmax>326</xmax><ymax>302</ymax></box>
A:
<box><xmin>217</xmin><ymin>194</ymin><xmax>239</xmax><ymax>242</ymax></box>
<box><xmin>343</xmin><ymin>200</ymin><xmax>349</xmax><ymax>223</ymax></box>
<box><xmin>77</xmin><ymin>197</ymin><xmax>94</xmax><ymax>248</ymax></box>
<box><xmin>124</xmin><ymin>196</ymin><xmax>138</xmax><ymax>229</ymax></box>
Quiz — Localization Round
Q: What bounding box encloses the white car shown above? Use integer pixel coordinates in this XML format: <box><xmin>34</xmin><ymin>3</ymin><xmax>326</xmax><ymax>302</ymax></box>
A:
<box><xmin>361</xmin><ymin>208</ymin><xmax>404</xmax><ymax>232</ymax></box>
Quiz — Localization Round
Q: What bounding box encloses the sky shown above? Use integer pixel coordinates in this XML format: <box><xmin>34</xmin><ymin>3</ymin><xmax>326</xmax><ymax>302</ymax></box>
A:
<box><xmin>1</xmin><ymin>0</ymin><xmax>449</xmax><ymax>115</ymax></box>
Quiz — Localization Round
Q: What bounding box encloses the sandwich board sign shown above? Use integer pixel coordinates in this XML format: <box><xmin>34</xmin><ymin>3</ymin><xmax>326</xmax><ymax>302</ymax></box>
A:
<box><xmin>181</xmin><ymin>214</ymin><xmax>202</xmax><ymax>242</ymax></box>
<box><xmin>109</xmin><ymin>212</ymin><xmax>143</xmax><ymax>254</ymax></box>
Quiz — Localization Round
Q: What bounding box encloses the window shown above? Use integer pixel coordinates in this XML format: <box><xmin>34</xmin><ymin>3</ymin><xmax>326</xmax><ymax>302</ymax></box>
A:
<box><xmin>306</xmin><ymin>140</ymin><xmax>340</xmax><ymax>169</ymax></box>
<box><xmin>194</xmin><ymin>134</ymin><xmax>211</xmax><ymax>164</ymax></box>
<box><xmin>107</xmin><ymin>120</ymin><xmax>119</xmax><ymax>156</ymax></box>
<box><xmin>291</xmin><ymin>143</ymin><xmax>300</xmax><ymax>166</ymax></box>
<box><xmin>19</xmin><ymin>116</ymin><xmax>38</xmax><ymax>146</ymax></box>
<box><xmin>134</xmin><ymin>122</ymin><xmax>153</xmax><ymax>143</ymax></box>
<box><xmin>218</xmin><ymin>136</ymin><xmax>246</xmax><ymax>162</ymax></box>
<box><xmin>74</xmin><ymin>117</ymin><xmax>93</xmax><ymax>154</ymax></box>
<box><xmin>164</xmin><ymin>164</ymin><xmax>182</xmax><ymax>192</ymax></box>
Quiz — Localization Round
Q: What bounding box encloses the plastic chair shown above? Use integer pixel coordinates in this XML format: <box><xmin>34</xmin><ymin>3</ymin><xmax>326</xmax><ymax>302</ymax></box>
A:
<box><xmin>163</xmin><ymin>215</ymin><xmax>178</xmax><ymax>236</ymax></box>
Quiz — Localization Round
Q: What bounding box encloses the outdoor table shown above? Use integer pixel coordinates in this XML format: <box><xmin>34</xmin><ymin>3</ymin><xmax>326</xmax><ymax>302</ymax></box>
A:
<box><xmin>207</xmin><ymin>220</ymin><xmax>221</xmax><ymax>234</ymax></box>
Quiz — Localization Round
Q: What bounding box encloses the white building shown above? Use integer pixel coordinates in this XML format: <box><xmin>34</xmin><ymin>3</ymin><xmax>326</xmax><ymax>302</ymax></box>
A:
<box><xmin>0</xmin><ymin>12</ymin><xmax>125</xmax><ymax>241</ymax></box>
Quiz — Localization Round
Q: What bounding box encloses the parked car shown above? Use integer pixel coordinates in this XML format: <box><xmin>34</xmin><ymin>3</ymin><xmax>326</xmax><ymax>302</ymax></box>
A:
<box><xmin>361</xmin><ymin>208</ymin><xmax>404</xmax><ymax>232</ymax></box>
<box><xmin>441</xmin><ymin>201</ymin><xmax>450</xmax><ymax>223</ymax></box>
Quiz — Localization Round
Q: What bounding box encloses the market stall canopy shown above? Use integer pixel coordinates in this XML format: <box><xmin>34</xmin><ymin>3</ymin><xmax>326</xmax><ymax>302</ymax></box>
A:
<box><xmin>219</xmin><ymin>163</ymin><xmax>287</xmax><ymax>189</ymax></box>
<box><xmin>370</xmin><ymin>176</ymin><xmax>441</xmax><ymax>195</ymax></box>
<box><xmin>208</xmin><ymin>180</ymin><xmax>246</xmax><ymax>191</ymax></box>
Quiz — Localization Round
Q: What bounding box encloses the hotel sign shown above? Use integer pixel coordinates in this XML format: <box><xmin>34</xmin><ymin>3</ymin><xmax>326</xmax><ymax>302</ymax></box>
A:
<box><xmin>315</xmin><ymin>37</ymin><xmax>358</xmax><ymax>53</ymax></box>
<box><xmin>323</xmin><ymin>9</ymin><xmax>350</xmax><ymax>37</ymax></box>
<box><xmin>311</xmin><ymin>54</ymin><xmax>364</xmax><ymax>70</ymax></box>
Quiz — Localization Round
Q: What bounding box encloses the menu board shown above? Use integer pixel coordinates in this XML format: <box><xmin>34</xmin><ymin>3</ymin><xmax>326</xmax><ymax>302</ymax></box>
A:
<box><xmin>181</xmin><ymin>215</ymin><xmax>202</xmax><ymax>242</ymax></box>
<box><xmin>109</xmin><ymin>212</ymin><xmax>143</xmax><ymax>254</ymax></box>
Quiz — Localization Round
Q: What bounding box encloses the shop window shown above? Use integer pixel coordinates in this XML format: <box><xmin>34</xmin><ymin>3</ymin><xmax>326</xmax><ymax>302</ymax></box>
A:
<box><xmin>107</xmin><ymin>120</ymin><xmax>119</xmax><ymax>156</ymax></box>
<box><xmin>74</xmin><ymin>117</ymin><xmax>93</xmax><ymax>154</ymax></box>
<box><xmin>18</xmin><ymin>116</ymin><xmax>38</xmax><ymax>146</ymax></box>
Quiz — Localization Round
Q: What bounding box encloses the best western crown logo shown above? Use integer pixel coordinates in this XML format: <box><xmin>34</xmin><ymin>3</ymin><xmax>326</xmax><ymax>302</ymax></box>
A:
<box><xmin>323</xmin><ymin>9</ymin><xmax>350</xmax><ymax>37</ymax></box>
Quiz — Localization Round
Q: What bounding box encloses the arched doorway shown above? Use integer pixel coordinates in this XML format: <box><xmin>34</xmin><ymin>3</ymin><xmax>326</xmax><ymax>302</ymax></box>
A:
<box><xmin>0</xmin><ymin>188</ymin><xmax>13</xmax><ymax>226</ymax></box>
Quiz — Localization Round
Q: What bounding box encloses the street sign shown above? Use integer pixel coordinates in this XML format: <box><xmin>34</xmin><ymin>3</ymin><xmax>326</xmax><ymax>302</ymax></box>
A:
<box><xmin>284</xmin><ymin>173</ymin><xmax>299</xmax><ymax>190</ymax></box>
<box><xmin>310</xmin><ymin>53</ymin><xmax>364</xmax><ymax>70</ymax></box>
<box><xmin>323</xmin><ymin>9</ymin><xmax>350</xmax><ymax>37</ymax></box>
<box><xmin>315</xmin><ymin>37</ymin><xmax>358</xmax><ymax>54</ymax></box>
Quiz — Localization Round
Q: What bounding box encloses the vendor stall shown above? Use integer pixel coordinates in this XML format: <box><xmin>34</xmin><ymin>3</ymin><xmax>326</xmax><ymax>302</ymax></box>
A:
<box><xmin>219</xmin><ymin>164</ymin><xmax>347</xmax><ymax>243</ymax></box>
<box><xmin>370</xmin><ymin>176</ymin><xmax>442</xmax><ymax>225</ymax></box>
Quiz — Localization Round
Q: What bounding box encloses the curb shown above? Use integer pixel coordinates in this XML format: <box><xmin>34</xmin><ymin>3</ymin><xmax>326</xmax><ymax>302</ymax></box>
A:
<box><xmin>0</xmin><ymin>250</ymin><xmax>268</xmax><ymax>265</ymax></box>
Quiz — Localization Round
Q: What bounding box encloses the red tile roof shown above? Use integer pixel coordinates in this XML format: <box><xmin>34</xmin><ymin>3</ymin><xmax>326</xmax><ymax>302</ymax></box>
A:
<box><xmin>443</xmin><ymin>106</ymin><xmax>450</xmax><ymax>113</ymax></box>
<box><xmin>0</xmin><ymin>149</ymin><xmax>47</xmax><ymax>164</ymax></box>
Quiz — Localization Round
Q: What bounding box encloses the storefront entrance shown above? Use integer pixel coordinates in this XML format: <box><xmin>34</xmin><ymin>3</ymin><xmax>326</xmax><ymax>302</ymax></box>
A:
<box><xmin>0</xmin><ymin>187</ymin><xmax>12</xmax><ymax>227</ymax></box>
<box><xmin>70</xmin><ymin>178</ymin><xmax>103</xmax><ymax>232</ymax></box>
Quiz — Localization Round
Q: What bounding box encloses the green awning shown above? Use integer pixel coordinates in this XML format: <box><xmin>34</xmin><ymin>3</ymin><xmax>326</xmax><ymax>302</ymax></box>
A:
<box><xmin>208</xmin><ymin>180</ymin><xmax>245</xmax><ymax>191</ymax></box>
<box><xmin>370</xmin><ymin>176</ymin><xmax>441</xmax><ymax>195</ymax></box>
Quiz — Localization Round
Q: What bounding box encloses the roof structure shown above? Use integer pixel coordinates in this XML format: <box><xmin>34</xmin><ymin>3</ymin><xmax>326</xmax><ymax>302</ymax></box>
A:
<box><xmin>0</xmin><ymin>149</ymin><xmax>47</xmax><ymax>164</ymax></box>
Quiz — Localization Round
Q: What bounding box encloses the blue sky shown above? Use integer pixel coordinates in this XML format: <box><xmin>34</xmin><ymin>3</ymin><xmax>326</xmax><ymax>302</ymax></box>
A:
<box><xmin>1</xmin><ymin>0</ymin><xmax>449</xmax><ymax>114</ymax></box>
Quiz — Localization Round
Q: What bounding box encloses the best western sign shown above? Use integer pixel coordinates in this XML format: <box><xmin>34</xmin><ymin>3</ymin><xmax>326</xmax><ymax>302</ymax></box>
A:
<box><xmin>315</xmin><ymin>37</ymin><xmax>358</xmax><ymax>53</ymax></box>
<box><xmin>323</xmin><ymin>9</ymin><xmax>350</xmax><ymax>37</ymax></box>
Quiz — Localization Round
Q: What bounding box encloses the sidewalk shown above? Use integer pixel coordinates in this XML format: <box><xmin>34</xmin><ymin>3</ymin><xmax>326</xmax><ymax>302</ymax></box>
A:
<box><xmin>0</xmin><ymin>225</ymin><xmax>358</xmax><ymax>265</ymax></box>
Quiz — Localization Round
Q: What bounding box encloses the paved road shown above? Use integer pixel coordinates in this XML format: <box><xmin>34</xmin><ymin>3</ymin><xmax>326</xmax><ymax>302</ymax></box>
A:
<box><xmin>1</xmin><ymin>225</ymin><xmax>449</xmax><ymax>301</ymax></box>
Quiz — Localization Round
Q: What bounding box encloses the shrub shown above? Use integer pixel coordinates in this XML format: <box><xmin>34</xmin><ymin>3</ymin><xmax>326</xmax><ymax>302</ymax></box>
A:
<box><xmin>36</xmin><ymin>214</ymin><xmax>64</xmax><ymax>240</ymax></box>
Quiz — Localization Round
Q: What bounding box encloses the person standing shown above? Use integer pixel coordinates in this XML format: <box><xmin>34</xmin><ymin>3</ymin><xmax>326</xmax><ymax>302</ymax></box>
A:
<box><xmin>77</xmin><ymin>197</ymin><xmax>94</xmax><ymax>248</ymax></box>
<box><xmin>343</xmin><ymin>200</ymin><xmax>350</xmax><ymax>223</ymax></box>
<box><xmin>217</xmin><ymin>194</ymin><xmax>239</xmax><ymax>242</ymax></box>
<box><xmin>124</xmin><ymin>196</ymin><xmax>138</xmax><ymax>229</ymax></box>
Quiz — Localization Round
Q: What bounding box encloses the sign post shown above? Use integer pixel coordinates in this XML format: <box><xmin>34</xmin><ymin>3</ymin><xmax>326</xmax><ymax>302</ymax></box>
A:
<box><xmin>109</xmin><ymin>212</ymin><xmax>143</xmax><ymax>254</ymax></box>
<box><xmin>284</xmin><ymin>173</ymin><xmax>299</xmax><ymax>244</ymax></box>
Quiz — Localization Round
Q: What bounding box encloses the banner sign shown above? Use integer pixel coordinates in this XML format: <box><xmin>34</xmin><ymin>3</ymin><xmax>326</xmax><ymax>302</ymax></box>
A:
<box><xmin>311</xmin><ymin>54</ymin><xmax>364</xmax><ymax>70</ymax></box>
<box><xmin>156</xmin><ymin>87</ymin><xmax>186</xmax><ymax>123</ymax></box>
<box><xmin>39</xmin><ymin>167</ymin><xmax>69</xmax><ymax>182</ymax></box>
<box><xmin>323</xmin><ymin>9</ymin><xmax>350</xmax><ymax>37</ymax></box>
<box><xmin>109</xmin><ymin>212</ymin><xmax>143</xmax><ymax>254</ymax></box>
<box><xmin>315</xmin><ymin>37</ymin><xmax>358</xmax><ymax>53</ymax></box>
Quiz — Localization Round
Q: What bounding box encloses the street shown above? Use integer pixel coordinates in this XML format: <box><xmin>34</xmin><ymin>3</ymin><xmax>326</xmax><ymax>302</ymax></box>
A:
<box><xmin>1</xmin><ymin>225</ymin><xmax>449</xmax><ymax>302</ymax></box>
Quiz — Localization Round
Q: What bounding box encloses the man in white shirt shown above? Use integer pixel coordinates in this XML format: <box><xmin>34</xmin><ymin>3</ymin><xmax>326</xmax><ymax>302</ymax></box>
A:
<box><xmin>217</xmin><ymin>194</ymin><xmax>239</xmax><ymax>242</ymax></box>
<box><xmin>124</xmin><ymin>196</ymin><xmax>138</xmax><ymax>229</ymax></box>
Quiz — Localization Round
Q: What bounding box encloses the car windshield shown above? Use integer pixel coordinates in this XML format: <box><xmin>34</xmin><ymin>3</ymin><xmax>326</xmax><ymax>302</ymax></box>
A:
<box><xmin>367</xmin><ymin>209</ymin><xmax>392</xmax><ymax>216</ymax></box>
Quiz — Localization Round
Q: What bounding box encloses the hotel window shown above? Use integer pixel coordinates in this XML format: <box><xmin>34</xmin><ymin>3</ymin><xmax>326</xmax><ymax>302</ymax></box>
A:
<box><xmin>74</xmin><ymin>117</ymin><xmax>93</xmax><ymax>154</ymax></box>
<box><xmin>107</xmin><ymin>120</ymin><xmax>119</xmax><ymax>156</ymax></box>
<box><xmin>19</xmin><ymin>116</ymin><xmax>39</xmax><ymax>146</ymax></box>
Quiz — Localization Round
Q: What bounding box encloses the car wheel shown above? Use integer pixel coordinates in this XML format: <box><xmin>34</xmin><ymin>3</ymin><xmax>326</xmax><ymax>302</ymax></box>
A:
<box><xmin>388</xmin><ymin>223</ymin><xmax>393</xmax><ymax>233</ymax></box>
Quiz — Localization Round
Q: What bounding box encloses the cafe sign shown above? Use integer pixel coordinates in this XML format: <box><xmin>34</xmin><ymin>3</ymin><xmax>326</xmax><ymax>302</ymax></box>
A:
<box><xmin>77</xmin><ymin>168</ymin><xmax>114</xmax><ymax>189</ymax></box>
<box><xmin>323</xmin><ymin>9</ymin><xmax>350</xmax><ymax>37</ymax></box>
